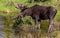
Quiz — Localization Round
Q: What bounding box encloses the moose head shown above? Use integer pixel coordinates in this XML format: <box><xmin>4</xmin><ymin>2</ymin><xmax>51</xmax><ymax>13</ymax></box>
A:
<box><xmin>14</xmin><ymin>3</ymin><xmax>29</xmax><ymax>12</ymax></box>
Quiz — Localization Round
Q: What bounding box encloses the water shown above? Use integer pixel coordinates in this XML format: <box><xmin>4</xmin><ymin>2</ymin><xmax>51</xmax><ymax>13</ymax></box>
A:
<box><xmin>0</xmin><ymin>16</ymin><xmax>4</xmax><ymax>38</ymax></box>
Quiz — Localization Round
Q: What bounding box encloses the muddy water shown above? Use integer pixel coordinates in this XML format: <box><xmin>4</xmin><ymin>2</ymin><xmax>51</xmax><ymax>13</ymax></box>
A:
<box><xmin>0</xmin><ymin>16</ymin><xmax>4</xmax><ymax>38</ymax></box>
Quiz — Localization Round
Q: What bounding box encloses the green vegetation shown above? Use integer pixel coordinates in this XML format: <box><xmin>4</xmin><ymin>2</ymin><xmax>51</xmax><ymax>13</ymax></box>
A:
<box><xmin>0</xmin><ymin>0</ymin><xmax>60</xmax><ymax>38</ymax></box>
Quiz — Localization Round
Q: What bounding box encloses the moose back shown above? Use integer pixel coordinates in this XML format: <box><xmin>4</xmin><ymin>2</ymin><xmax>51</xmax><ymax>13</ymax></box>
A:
<box><xmin>13</xmin><ymin>4</ymin><xmax>57</xmax><ymax>33</ymax></box>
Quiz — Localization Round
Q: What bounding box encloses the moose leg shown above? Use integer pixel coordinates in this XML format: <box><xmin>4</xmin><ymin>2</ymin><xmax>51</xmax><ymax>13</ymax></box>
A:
<box><xmin>47</xmin><ymin>19</ymin><xmax>54</xmax><ymax>38</ymax></box>
<box><xmin>48</xmin><ymin>19</ymin><xmax>54</xmax><ymax>33</ymax></box>
<box><xmin>35</xmin><ymin>17</ymin><xmax>41</xmax><ymax>38</ymax></box>
<box><xmin>35</xmin><ymin>16</ymin><xmax>40</xmax><ymax>30</ymax></box>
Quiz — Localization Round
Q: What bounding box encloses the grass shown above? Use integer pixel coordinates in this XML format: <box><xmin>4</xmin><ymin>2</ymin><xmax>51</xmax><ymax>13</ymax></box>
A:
<box><xmin>0</xmin><ymin>0</ymin><xmax>59</xmax><ymax>38</ymax></box>
<box><xmin>4</xmin><ymin>10</ymin><xmax>60</xmax><ymax>38</ymax></box>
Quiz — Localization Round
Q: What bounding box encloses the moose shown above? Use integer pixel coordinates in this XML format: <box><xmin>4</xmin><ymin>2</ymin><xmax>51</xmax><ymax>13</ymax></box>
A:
<box><xmin>13</xmin><ymin>3</ymin><xmax>57</xmax><ymax>33</ymax></box>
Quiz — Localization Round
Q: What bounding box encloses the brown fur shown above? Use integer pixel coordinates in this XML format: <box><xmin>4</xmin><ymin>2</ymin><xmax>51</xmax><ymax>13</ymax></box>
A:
<box><xmin>13</xmin><ymin>4</ymin><xmax>57</xmax><ymax>34</ymax></box>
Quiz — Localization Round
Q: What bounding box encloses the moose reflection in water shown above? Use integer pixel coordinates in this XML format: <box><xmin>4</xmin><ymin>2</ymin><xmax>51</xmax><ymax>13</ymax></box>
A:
<box><xmin>12</xmin><ymin>3</ymin><xmax>57</xmax><ymax>34</ymax></box>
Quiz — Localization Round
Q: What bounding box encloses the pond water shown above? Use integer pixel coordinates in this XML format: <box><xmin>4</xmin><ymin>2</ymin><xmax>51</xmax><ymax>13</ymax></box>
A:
<box><xmin>0</xmin><ymin>16</ymin><xmax>4</xmax><ymax>38</ymax></box>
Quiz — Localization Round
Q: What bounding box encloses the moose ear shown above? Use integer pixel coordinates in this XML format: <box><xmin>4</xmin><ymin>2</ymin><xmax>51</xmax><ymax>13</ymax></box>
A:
<box><xmin>18</xmin><ymin>4</ymin><xmax>23</xmax><ymax>8</ymax></box>
<box><xmin>14</xmin><ymin>3</ymin><xmax>19</xmax><ymax>9</ymax></box>
<box><xmin>14</xmin><ymin>3</ymin><xmax>23</xmax><ymax>9</ymax></box>
<box><xmin>23</xmin><ymin>5</ymin><xmax>29</xmax><ymax>8</ymax></box>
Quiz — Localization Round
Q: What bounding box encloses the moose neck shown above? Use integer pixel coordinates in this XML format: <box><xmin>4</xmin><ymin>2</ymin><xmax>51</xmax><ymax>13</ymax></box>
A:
<box><xmin>21</xmin><ymin>7</ymin><xmax>29</xmax><ymax>12</ymax></box>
